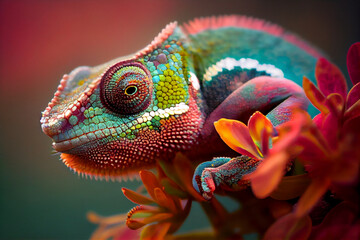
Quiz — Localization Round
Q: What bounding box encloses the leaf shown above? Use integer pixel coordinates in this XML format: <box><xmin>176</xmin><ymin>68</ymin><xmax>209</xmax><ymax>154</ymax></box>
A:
<box><xmin>214</xmin><ymin>118</ymin><xmax>262</xmax><ymax>159</ymax></box>
<box><xmin>158</xmin><ymin>159</ymin><xmax>183</xmax><ymax>187</ymax></box>
<box><xmin>316</xmin><ymin>58</ymin><xmax>348</xmax><ymax>99</ymax></box>
<box><xmin>270</xmin><ymin>174</ymin><xmax>311</xmax><ymax>200</ymax></box>
<box><xmin>122</xmin><ymin>188</ymin><xmax>155</xmax><ymax>205</ymax></box>
<box><xmin>161</xmin><ymin>178</ymin><xmax>189</xmax><ymax>199</ymax></box>
<box><xmin>347</xmin><ymin>42</ymin><xmax>360</xmax><ymax>85</ymax></box>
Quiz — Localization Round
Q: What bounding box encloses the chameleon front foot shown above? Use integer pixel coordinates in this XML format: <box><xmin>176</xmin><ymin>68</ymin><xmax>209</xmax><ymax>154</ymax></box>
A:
<box><xmin>193</xmin><ymin>156</ymin><xmax>260</xmax><ymax>200</ymax></box>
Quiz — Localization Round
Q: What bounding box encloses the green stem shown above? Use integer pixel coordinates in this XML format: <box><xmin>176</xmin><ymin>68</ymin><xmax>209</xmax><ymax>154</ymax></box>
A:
<box><xmin>199</xmin><ymin>197</ymin><xmax>228</xmax><ymax>235</ymax></box>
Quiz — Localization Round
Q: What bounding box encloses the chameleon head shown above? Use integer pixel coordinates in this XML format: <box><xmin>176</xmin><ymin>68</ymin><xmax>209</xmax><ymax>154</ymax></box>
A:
<box><xmin>40</xmin><ymin>23</ymin><xmax>203</xmax><ymax>180</ymax></box>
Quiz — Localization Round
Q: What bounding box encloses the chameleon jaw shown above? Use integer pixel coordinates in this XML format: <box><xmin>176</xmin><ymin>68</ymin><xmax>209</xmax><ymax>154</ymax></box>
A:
<box><xmin>56</xmin><ymin>130</ymin><xmax>164</xmax><ymax>180</ymax></box>
<box><xmin>60</xmin><ymin>152</ymin><xmax>145</xmax><ymax>181</ymax></box>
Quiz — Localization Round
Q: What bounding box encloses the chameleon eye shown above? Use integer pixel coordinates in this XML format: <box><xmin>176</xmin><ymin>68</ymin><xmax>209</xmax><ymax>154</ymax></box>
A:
<box><xmin>100</xmin><ymin>61</ymin><xmax>153</xmax><ymax>115</ymax></box>
<box><xmin>124</xmin><ymin>85</ymin><xmax>138</xmax><ymax>96</ymax></box>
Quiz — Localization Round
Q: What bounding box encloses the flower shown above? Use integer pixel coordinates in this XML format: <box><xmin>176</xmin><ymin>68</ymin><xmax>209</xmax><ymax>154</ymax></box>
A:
<box><xmin>295</xmin><ymin>43</ymin><xmax>360</xmax><ymax>217</ymax></box>
<box><xmin>123</xmin><ymin>170</ymin><xmax>192</xmax><ymax>239</ymax></box>
<box><xmin>215</xmin><ymin>110</ymin><xmax>306</xmax><ymax>199</ymax></box>
<box><xmin>214</xmin><ymin>111</ymin><xmax>274</xmax><ymax>160</ymax></box>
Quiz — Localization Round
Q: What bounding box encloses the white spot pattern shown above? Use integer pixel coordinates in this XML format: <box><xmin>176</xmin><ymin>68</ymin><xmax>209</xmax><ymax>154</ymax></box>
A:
<box><xmin>203</xmin><ymin>57</ymin><xmax>284</xmax><ymax>81</ymax></box>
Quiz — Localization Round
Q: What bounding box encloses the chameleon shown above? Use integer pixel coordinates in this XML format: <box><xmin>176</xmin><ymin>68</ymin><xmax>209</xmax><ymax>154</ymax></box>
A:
<box><xmin>40</xmin><ymin>15</ymin><xmax>321</xmax><ymax>196</ymax></box>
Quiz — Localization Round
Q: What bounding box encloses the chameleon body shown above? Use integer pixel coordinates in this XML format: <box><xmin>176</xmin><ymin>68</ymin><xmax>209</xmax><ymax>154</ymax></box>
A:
<box><xmin>41</xmin><ymin>16</ymin><xmax>321</xmax><ymax>186</ymax></box>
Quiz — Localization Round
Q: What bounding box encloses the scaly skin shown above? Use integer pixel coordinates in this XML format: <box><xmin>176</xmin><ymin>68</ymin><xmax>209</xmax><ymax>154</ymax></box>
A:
<box><xmin>41</xmin><ymin>15</ymin><xmax>321</xmax><ymax>181</ymax></box>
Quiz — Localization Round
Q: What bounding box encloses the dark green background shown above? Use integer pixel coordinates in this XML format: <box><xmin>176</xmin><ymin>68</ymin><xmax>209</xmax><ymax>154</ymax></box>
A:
<box><xmin>1</xmin><ymin>0</ymin><xmax>359</xmax><ymax>239</ymax></box>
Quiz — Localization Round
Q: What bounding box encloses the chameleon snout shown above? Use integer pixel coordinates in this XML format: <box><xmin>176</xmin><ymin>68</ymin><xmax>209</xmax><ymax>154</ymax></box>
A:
<box><xmin>41</xmin><ymin>117</ymin><xmax>67</xmax><ymax>141</ymax></box>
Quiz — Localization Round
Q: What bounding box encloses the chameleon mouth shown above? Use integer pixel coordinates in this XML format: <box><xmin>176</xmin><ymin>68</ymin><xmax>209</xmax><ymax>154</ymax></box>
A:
<box><xmin>51</xmin><ymin>130</ymin><xmax>104</xmax><ymax>152</ymax></box>
<box><xmin>52</xmin><ymin>139</ymin><xmax>83</xmax><ymax>152</ymax></box>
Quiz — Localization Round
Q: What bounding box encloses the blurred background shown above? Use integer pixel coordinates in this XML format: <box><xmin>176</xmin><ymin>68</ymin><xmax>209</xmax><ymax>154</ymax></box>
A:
<box><xmin>0</xmin><ymin>0</ymin><xmax>359</xmax><ymax>239</ymax></box>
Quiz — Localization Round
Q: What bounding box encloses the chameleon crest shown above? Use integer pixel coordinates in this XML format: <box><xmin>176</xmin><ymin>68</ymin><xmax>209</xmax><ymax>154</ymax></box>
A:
<box><xmin>41</xmin><ymin>15</ymin><xmax>321</xmax><ymax>180</ymax></box>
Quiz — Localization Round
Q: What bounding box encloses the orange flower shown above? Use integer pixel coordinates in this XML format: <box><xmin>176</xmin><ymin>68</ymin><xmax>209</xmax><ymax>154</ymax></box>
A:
<box><xmin>215</xmin><ymin>110</ymin><xmax>305</xmax><ymax>199</ymax></box>
<box><xmin>123</xmin><ymin>170</ymin><xmax>192</xmax><ymax>239</ymax></box>
<box><xmin>88</xmin><ymin>154</ymin><xmax>206</xmax><ymax>240</ymax></box>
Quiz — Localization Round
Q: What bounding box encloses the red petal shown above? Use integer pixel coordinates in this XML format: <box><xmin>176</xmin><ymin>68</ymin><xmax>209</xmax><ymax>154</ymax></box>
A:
<box><xmin>325</xmin><ymin>93</ymin><xmax>345</xmax><ymax>118</ymax></box>
<box><xmin>303</xmin><ymin>77</ymin><xmax>329</xmax><ymax>114</ymax></box>
<box><xmin>263</xmin><ymin>213</ymin><xmax>312</xmax><ymax>240</ymax></box>
<box><xmin>318</xmin><ymin>109</ymin><xmax>341</xmax><ymax>150</ymax></box>
<box><xmin>295</xmin><ymin>178</ymin><xmax>330</xmax><ymax>217</ymax></box>
<box><xmin>245</xmin><ymin>150</ymin><xmax>290</xmax><ymax>199</ymax></box>
<box><xmin>316</xmin><ymin>58</ymin><xmax>348</xmax><ymax>98</ymax></box>
<box><xmin>347</xmin><ymin>42</ymin><xmax>360</xmax><ymax>85</ymax></box>
<box><xmin>248</xmin><ymin>111</ymin><xmax>274</xmax><ymax>155</ymax></box>
<box><xmin>214</xmin><ymin>119</ymin><xmax>262</xmax><ymax>159</ymax></box>
<box><xmin>345</xmin><ymin>97</ymin><xmax>360</xmax><ymax>123</ymax></box>
<box><xmin>139</xmin><ymin>170</ymin><xmax>162</xmax><ymax>201</ymax></box>
<box><xmin>275</xmin><ymin>110</ymin><xmax>311</xmax><ymax>152</ymax></box>
<box><xmin>312</xmin><ymin>113</ymin><xmax>324</xmax><ymax>129</ymax></box>
<box><xmin>347</xmin><ymin>82</ymin><xmax>360</xmax><ymax>109</ymax></box>
<box><xmin>296</xmin><ymin>127</ymin><xmax>330</xmax><ymax>164</ymax></box>
<box><xmin>122</xmin><ymin>188</ymin><xmax>155</xmax><ymax>205</ymax></box>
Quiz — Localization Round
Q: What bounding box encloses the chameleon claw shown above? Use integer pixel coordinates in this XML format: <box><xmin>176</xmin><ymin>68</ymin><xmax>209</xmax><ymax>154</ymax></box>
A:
<box><xmin>193</xmin><ymin>156</ymin><xmax>260</xmax><ymax>200</ymax></box>
<box><xmin>193</xmin><ymin>157</ymin><xmax>232</xmax><ymax>199</ymax></box>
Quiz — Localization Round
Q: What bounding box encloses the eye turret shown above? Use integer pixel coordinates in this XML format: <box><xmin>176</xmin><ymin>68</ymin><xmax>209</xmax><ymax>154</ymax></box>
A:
<box><xmin>100</xmin><ymin>61</ymin><xmax>153</xmax><ymax>115</ymax></box>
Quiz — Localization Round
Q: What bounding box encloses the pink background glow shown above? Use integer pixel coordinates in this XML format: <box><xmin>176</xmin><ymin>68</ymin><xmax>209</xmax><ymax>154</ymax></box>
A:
<box><xmin>0</xmin><ymin>0</ymin><xmax>359</xmax><ymax>238</ymax></box>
